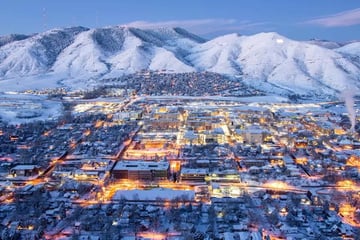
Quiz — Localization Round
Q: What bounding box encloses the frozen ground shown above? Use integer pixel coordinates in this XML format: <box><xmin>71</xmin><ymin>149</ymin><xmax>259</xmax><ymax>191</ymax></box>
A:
<box><xmin>0</xmin><ymin>93</ymin><xmax>63</xmax><ymax>124</ymax></box>
<box><xmin>113</xmin><ymin>188</ymin><xmax>195</xmax><ymax>201</ymax></box>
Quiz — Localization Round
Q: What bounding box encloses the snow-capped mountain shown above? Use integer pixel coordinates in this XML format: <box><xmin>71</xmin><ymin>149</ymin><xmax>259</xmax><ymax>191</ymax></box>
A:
<box><xmin>0</xmin><ymin>25</ymin><xmax>359</xmax><ymax>96</ymax></box>
<box><xmin>0</xmin><ymin>27</ymin><xmax>88</xmax><ymax>78</ymax></box>
<box><xmin>336</xmin><ymin>42</ymin><xmax>360</xmax><ymax>58</ymax></box>
<box><xmin>188</xmin><ymin>32</ymin><xmax>360</xmax><ymax>95</ymax></box>
<box><xmin>51</xmin><ymin>26</ymin><xmax>203</xmax><ymax>80</ymax></box>
<box><xmin>306</xmin><ymin>39</ymin><xmax>345</xmax><ymax>49</ymax></box>
<box><xmin>0</xmin><ymin>34</ymin><xmax>32</xmax><ymax>47</ymax></box>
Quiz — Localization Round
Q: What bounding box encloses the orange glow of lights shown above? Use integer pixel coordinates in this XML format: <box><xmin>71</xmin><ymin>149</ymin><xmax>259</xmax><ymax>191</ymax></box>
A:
<box><xmin>4</xmin><ymin>198</ymin><xmax>14</xmax><ymax>204</ymax></box>
<box><xmin>2</xmin><ymin>194</ymin><xmax>14</xmax><ymax>204</ymax></box>
<box><xmin>343</xmin><ymin>145</ymin><xmax>353</xmax><ymax>150</ymax></box>
<box><xmin>262</xmin><ymin>229</ymin><xmax>285</xmax><ymax>240</ymax></box>
<box><xmin>123</xmin><ymin>148</ymin><xmax>179</xmax><ymax>159</ymax></box>
<box><xmin>43</xmin><ymin>233</ymin><xmax>67</xmax><ymax>240</ymax></box>
<box><xmin>295</xmin><ymin>156</ymin><xmax>308</xmax><ymax>165</ymax></box>
<box><xmin>101</xmin><ymin>179</ymin><xmax>142</xmax><ymax>201</ymax></box>
<box><xmin>137</xmin><ymin>232</ymin><xmax>167</xmax><ymax>240</ymax></box>
<box><xmin>17</xmin><ymin>225</ymin><xmax>34</xmax><ymax>231</ymax></box>
<box><xmin>26</xmin><ymin>178</ymin><xmax>43</xmax><ymax>186</ymax></box>
<box><xmin>42</xmin><ymin>130</ymin><xmax>51</xmax><ymax>137</ymax></box>
<box><xmin>170</xmin><ymin>161</ymin><xmax>181</xmax><ymax>172</ymax></box>
<box><xmin>94</xmin><ymin>120</ymin><xmax>104</xmax><ymax>128</ymax></box>
<box><xmin>84</xmin><ymin>129</ymin><xmax>91</xmax><ymax>136</ymax></box>
<box><xmin>336</xmin><ymin>180</ymin><xmax>360</xmax><ymax>192</ymax></box>
<box><xmin>334</xmin><ymin>128</ymin><xmax>346</xmax><ymax>135</ymax></box>
<box><xmin>339</xmin><ymin>203</ymin><xmax>360</xmax><ymax>227</ymax></box>
<box><xmin>347</xmin><ymin>155</ymin><xmax>360</xmax><ymax>171</ymax></box>
<box><xmin>263</xmin><ymin>181</ymin><xmax>296</xmax><ymax>191</ymax></box>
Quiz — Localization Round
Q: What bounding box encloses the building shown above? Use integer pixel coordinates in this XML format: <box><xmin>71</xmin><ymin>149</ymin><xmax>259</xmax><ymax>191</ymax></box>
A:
<box><xmin>242</xmin><ymin>126</ymin><xmax>268</xmax><ymax>145</ymax></box>
<box><xmin>10</xmin><ymin>165</ymin><xmax>41</xmax><ymax>177</ymax></box>
<box><xmin>180</xmin><ymin>168</ymin><xmax>208</xmax><ymax>182</ymax></box>
<box><xmin>112</xmin><ymin>161</ymin><xmax>169</xmax><ymax>181</ymax></box>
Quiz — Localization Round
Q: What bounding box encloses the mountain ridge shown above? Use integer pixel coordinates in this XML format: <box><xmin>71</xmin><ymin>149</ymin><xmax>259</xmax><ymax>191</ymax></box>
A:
<box><xmin>0</xmin><ymin>25</ymin><xmax>359</xmax><ymax>96</ymax></box>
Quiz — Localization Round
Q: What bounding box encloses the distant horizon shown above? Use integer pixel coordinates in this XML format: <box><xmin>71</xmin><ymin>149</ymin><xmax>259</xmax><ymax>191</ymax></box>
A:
<box><xmin>1</xmin><ymin>1</ymin><xmax>360</xmax><ymax>42</ymax></box>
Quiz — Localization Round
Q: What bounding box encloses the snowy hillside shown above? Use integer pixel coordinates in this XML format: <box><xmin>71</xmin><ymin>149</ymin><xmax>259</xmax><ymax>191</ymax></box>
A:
<box><xmin>0</xmin><ymin>34</ymin><xmax>31</xmax><ymax>47</ymax></box>
<box><xmin>188</xmin><ymin>32</ymin><xmax>360</xmax><ymax>95</ymax></box>
<box><xmin>0</xmin><ymin>27</ymin><xmax>88</xmax><ymax>78</ymax></box>
<box><xmin>306</xmin><ymin>39</ymin><xmax>345</xmax><ymax>49</ymax></box>
<box><xmin>0</xmin><ymin>25</ymin><xmax>360</xmax><ymax>96</ymax></box>
<box><xmin>51</xmin><ymin>26</ymin><xmax>198</xmax><ymax>80</ymax></box>
<box><xmin>336</xmin><ymin>42</ymin><xmax>360</xmax><ymax>58</ymax></box>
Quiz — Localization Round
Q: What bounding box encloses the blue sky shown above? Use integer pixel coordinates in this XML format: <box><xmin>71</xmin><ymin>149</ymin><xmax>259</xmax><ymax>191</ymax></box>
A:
<box><xmin>1</xmin><ymin>0</ymin><xmax>360</xmax><ymax>41</ymax></box>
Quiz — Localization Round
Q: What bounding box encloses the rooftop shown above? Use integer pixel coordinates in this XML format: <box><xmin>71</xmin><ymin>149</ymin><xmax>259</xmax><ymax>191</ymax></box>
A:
<box><xmin>113</xmin><ymin>161</ymin><xmax>169</xmax><ymax>171</ymax></box>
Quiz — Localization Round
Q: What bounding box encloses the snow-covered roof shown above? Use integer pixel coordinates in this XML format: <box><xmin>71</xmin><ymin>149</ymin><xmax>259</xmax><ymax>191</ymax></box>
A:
<box><xmin>11</xmin><ymin>165</ymin><xmax>39</xmax><ymax>171</ymax></box>
<box><xmin>113</xmin><ymin>161</ymin><xmax>169</xmax><ymax>171</ymax></box>
<box><xmin>181</xmin><ymin>168</ymin><xmax>208</xmax><ymax>175</ymax></box>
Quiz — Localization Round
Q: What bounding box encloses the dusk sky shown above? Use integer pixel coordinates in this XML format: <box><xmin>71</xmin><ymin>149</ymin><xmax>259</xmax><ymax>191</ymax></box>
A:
<box><xmin>1</xmin><ymin>0</ymin><xmax>360</xmax><ymax>41</ymax></box>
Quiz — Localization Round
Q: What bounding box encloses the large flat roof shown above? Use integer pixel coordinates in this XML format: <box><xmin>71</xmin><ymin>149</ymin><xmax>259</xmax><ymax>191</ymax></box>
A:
<box><xmin>181</xmin><ymin>168</ymin><xmax>208</xmax><ymax>175</ymax></box>
<box><xmin>113</xmin><ymin>161</ymin><xmax>169</xmax><ymax>171</ymax></box>
<box><xmin>11</xmin><ymin>165</ymin><xmax>39</xmax><ymax>171</ymax></box>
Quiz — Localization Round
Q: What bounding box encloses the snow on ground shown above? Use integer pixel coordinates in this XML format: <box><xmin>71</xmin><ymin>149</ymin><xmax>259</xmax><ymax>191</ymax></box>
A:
<box><xmin>0</xmin><ymin>93</ymin><xmax>63</xmax><ymax>124</ymax></box>
<box><xmin>336</xmin><ymin>42</ymin><xmax>360</xmax><ymax>57</ymax></box>
<box><xmin>0</xmin><ymin>74</ymin><xmax>62</xmax><ymax>92</ymax></box>
<box><xmin>148</xmin><ymin>47</ymin><xmax>194</xmax><ymax>72</ymax></box>
<box><xmin>112</xmin><ymin>188</ymin><xmax>195</xmax><ymax>201</ymax></box>
<box><xmin>52</xmin><ymin>30</ymin><xmax>109</xmax><ymax>79</ymax></box>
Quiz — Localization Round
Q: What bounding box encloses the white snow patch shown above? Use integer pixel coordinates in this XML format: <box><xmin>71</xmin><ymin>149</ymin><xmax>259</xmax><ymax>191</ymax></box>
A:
<box><xmin>0</xmin><ymin>93</ymin><xmax>62</xmax><ymax>124</ymax></box>
<box><xmin>112</xmin><ymin>188</ymin><xmax>195</xmax><ymax>201</ymax></box>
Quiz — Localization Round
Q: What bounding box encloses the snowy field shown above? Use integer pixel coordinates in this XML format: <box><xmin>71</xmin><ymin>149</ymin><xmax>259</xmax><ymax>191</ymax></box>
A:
<box><xmin>112</xmin><ymin>188</ymin><xmax>195</xmax><ymax>201</ymax></box>
<box><xmin>0</xmin><ymin>93</ymin><xmax>63</xmax><ymax>124</ymax></box>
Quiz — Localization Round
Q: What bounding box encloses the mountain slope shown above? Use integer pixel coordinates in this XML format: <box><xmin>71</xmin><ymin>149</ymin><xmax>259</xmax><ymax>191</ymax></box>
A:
<box><xmin>51</xmin><ymin>26</ymin><xmax>197</xmax><ymax>80</ymax></box>
<box><xmin>188</xmin><ymin>32</ymin><xmax>360</xmax><ymax>95</ymax></box>
<box><xmin>336</xmin><ymin>42</ymin><xmax>360</xmax><ymax>58</ymax></box>
<box><xmin>306</xmin><ymin>39</ymin><xmax>345</xmax><ymax>49</ymax></box>
<box><xmin>0</xmin><ymin>26</ymin><xmax>359</xmax><ymax>96</ymax></box>
<box><xmin>0</xmin><ymin>34</ymin><xmax>32</xmax><ymax>47</ymax></box>
<box><xmin>0</xmin><ymin>27</ymin><xmax>88</xmax><ymax>78</ymax></box>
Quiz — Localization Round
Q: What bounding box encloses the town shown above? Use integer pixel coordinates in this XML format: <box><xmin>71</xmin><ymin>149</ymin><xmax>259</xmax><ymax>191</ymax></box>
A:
<box><xmin>0</xmin><ymin>87</ymin><xmax>360</xmax><ymax>240</ymax></box>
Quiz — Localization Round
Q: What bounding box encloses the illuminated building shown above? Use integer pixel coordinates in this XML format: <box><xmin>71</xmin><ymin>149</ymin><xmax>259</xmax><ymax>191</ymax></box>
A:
<box><xmin>112</xmin><ymin>161</ymin><xmax>169</xmax><ymax>181</ymax></box>
<box><xmin>180</xmin><ymin>168</ymin><xmax>208</xmax><ymax>182</ymax></box>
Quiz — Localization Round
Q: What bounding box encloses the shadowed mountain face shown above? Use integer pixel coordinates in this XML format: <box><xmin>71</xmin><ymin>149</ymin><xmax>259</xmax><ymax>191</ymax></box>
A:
<box><xmin>0</xmin><ymin>25</ymin><xmax>359</xmax><ymax>96</ymax></box>
<box><xmin>0</xmin><ymin>34</ymin><xmax>32</xmax><ymax>47</ymax></box>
